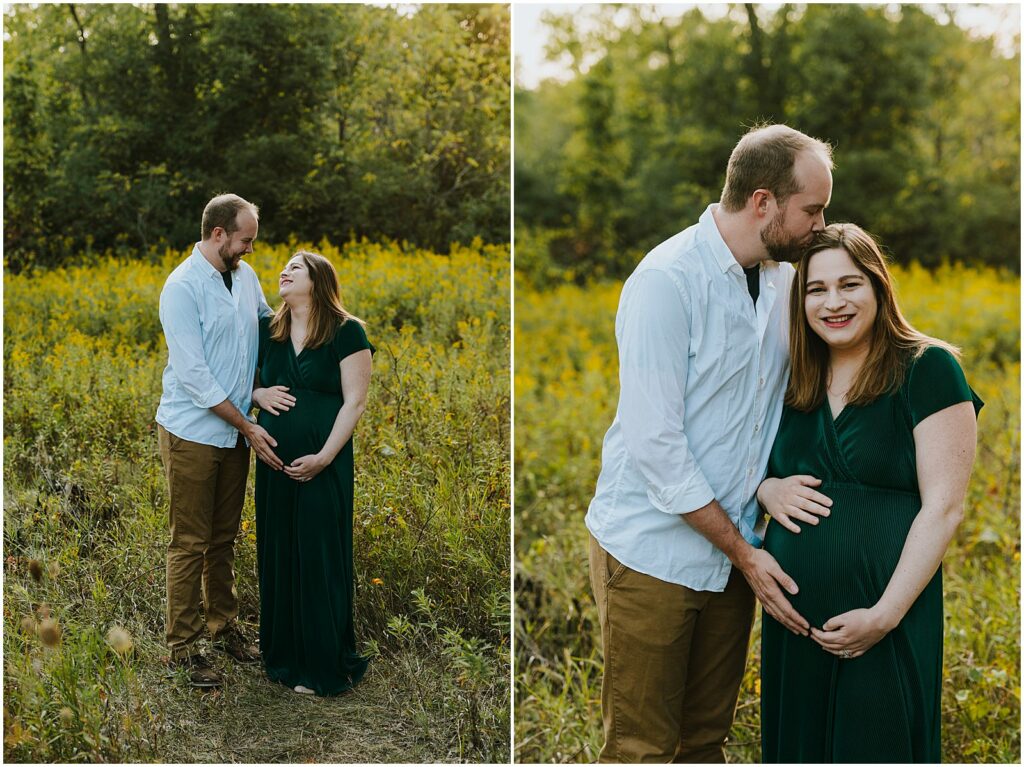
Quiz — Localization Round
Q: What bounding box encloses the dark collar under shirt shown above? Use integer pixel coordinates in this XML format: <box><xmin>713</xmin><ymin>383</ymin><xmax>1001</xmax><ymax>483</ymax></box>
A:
<box><xmin>222</xmin><ymin>269</ymin><xmax>233</xmax><ymax>293</ymax></box>
<box><xmin>744</xmin><ymin>264</ymin><xmax>759</xmax><ymax>307</ymax></box>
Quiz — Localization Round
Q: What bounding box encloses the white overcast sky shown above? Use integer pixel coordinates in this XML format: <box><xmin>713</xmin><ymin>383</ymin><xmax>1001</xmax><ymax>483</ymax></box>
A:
<box><xmin>513</xmin><ymin>2</ymin><xmax>1022</xmax><ymax>90</ymax></box>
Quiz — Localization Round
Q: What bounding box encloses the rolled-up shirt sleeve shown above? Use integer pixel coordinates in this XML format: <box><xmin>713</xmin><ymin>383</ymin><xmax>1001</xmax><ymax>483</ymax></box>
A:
<box><xmin>159</xmin><ymin>281</ymin><xmax>230</xmax><ymax>409</ymax></box>
<box><xmin>616</xmin><ymin>269</ymin><xmax>716</xmax><ymax>515</ymax></box>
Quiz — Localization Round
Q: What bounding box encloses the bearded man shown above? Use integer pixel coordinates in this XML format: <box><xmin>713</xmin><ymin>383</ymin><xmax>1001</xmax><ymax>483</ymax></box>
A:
<box><xmin>156</xmin><ymin>194</ymin><xmax>283</xmax><ymax>687</ymax></box>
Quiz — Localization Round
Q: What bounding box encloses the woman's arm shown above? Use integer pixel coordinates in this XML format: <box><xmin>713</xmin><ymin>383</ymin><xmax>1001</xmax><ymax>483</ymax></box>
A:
<box><xmin>811</xmin><ymin>400</ymin><xmax>977</xmax><ymax>657</ymax></box>
<box><xmin>284</xmin><ymin>350</ymin><xmax>372</xmax><ymax>481</ymax></box>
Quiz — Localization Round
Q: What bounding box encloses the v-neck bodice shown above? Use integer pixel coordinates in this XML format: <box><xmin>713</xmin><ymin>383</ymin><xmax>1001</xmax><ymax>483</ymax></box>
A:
<box><xmin>258</xmin><ymin>316</ymin><xmax>373</xmax><ymax>397</ymax></box>
<box><xmin>768</xmin><ymin>346</ymin><xmax>983</xmax><ymax>495</ymax></box>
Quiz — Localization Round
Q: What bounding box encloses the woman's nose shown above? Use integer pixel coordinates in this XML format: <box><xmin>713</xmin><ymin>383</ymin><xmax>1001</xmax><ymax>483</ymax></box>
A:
<box><xmin>823</xmin><ymin>288</ymin><xmax>845</xmax><ymax>309</ymax></box>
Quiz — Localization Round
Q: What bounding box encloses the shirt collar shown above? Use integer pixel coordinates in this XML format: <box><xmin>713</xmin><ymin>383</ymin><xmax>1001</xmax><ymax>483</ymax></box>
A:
<box><xmin>699</xmin><ymin>204</ymin><xmax>745</xmax><ymax>275</ymax></box>
<box><xmin>191</xmin><ymin>243</ymin><xmax>228</xmax><ymax>280</ymax></box>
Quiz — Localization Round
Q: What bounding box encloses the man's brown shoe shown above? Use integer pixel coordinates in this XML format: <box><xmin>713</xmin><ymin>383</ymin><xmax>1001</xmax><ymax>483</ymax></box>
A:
<box><xmin>213</xmin><ymin>625</ymin><xmax>260</xmax><ymax>663</ymax></box>
<box><xmin>168</xmin><ymin>654</ymin><xmax>222</xmax><ymax>688</ymax></box>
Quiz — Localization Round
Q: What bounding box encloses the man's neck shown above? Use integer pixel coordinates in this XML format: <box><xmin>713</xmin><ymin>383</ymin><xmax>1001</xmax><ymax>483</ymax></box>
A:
<box><xmin>711</xmin><ymin>205</ymin><xmax>767</xmax><ymax>269</ymax></box>
<box><xmin>196</xmin><ymin>241</ymin><xmax>226</xmax><ymax>273</ymax></box>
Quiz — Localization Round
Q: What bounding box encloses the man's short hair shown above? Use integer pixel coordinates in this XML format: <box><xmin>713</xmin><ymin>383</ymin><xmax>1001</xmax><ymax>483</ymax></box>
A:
<box><xmin>719</xmin><ymin>125</ymin><xmax>833</xmax><ymax>212</ymax></box>
<box><xmin>201</xmin><ymin>194</ymin><xmax>259</xmax><ymax>240</ymax></box>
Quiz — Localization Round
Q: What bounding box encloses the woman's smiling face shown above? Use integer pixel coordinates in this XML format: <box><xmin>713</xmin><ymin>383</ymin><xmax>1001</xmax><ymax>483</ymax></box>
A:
<box><xmin>279</xmin><ymin>255</ymin><xmax>313</xmax><ymax>302</ymax></box>
<box><xmin>804</xmin><ymin>246</ymin><xmax>878</xmax><ymax>354</ymax></box>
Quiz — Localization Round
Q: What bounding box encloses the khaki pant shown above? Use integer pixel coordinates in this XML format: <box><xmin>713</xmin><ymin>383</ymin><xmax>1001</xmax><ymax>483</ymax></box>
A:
<box><xmin>158</xmin><ymin>425</ymin><xmax>249</xmax><ymax>660</ymax></box>
<box><xmin>589</xmin><ymin>534</ymin><xmax>755</xmax><ymax>763</ymax></box>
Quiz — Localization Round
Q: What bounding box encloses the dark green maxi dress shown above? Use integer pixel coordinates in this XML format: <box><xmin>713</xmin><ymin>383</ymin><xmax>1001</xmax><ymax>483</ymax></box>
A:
<box><xmin>761</xmin><ymin>347</ymin><xmax>982</xmax><ymax>763</ymax></box>
<box><xmin>255</xmin><ymin>316</ymin><xmax>374</xmax><ymax>696</ymax></box>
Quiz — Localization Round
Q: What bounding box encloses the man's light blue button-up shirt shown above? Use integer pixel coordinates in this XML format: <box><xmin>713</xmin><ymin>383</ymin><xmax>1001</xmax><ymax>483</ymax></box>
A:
<box><xmin>156</xmin><ymin>245</ymin><xmax>272</xmax><ymax>448</ymax></box>
<box><xmin>585</xmin><ymin>205</ymin><xmax>794</xmax><ymax>592</ymax></box>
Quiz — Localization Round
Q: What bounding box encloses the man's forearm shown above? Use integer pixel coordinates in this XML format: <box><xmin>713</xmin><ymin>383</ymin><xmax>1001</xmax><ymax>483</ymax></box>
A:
<box><xmin>684</xmin><ymin>498</ymin><xmax>809</xmax><ymax>634</ymax></box>
<box><xmin>681</xmin><ymin>499</ymin><xmax>756</xmax><ymax>570</ymax></box>
<box><xmin>209</xmin><ymin>398</ymin><xmax>254</xmax><ymax>436</ymax></box>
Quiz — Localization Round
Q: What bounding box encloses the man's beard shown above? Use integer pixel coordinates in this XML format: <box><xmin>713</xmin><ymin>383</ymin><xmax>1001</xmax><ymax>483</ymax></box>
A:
<box><xmin>760</xmin><ymin>211</ymin><xmax>806</xmax><ymax>263</ymax></box>
<box><xmin>218</xmin><ymin>242</ymin><xmax>243</xmax><ymax>271</ymax></box>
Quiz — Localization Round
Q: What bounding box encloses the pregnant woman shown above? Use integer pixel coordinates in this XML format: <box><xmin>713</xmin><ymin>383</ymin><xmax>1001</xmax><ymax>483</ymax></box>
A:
<box><xmin>252</xmin><ymin>250</ymin><xmax>373</xmax><ymax>696</ymax></box>
<box><xmin>758</xmin><ymin>224</ymin><xmax>982</xmax><ymax>762</ymax></box>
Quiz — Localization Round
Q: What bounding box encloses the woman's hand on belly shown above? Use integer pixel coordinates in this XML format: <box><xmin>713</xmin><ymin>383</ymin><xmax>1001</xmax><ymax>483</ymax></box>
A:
<box><xmin>757</xmin><ymin>475</ymin><xmax>832</xmax><ymax>533</ymax></box>
<box><xmin>253</xmin><ymin>385</ymin><xmax>296</xmax><ymax>416</ymax></box>
<box><xmin>810</xmin><ymin>606</ymin><xmax>895</xmax><ymax>659</ymax></box>
<box><xmin>283</xmin><ymin>452</ymin><xmax>330</xmax><ymax>483</ymax></box>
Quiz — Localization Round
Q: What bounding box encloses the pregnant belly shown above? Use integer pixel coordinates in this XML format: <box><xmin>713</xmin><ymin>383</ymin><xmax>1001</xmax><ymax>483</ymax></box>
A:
<box><xmin>762</xmin><ymin>482</ymin><xmax>921</xmax><ymax>629</ymax></box>
<box><xmin>256</xmin><ymin>389</ymin><xmax>340</xmax><ymax>466</ymax></box>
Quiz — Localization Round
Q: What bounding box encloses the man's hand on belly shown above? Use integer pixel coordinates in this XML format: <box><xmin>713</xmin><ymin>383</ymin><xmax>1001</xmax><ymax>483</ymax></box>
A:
<box><xmin>244</xmin><ymin>422</ymin><xmax>284</xmax><ymax>471</ymax></box>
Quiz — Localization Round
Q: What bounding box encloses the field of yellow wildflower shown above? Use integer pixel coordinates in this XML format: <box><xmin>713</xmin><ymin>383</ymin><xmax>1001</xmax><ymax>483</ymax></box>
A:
<box><xmin>3</xmin><ymin>239</ymin><xmax>510</xmax><ymax>762</ymax></box>
<box><xmin>514</xmin><ymin>263</ymin><xmax>1020</xmax><ymax>763</ymax></box>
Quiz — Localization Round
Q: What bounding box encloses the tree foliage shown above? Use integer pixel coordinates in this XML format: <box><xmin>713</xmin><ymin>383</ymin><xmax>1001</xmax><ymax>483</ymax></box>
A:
<box><xmin>514</xmin><ymin>4</ymin><xmax>1020</xmax><ymax>282</ymax></box>
<box><xmin>3</xmin><ymin>3</ymin><xmax>510</xmax><ymax>270</ymax></box>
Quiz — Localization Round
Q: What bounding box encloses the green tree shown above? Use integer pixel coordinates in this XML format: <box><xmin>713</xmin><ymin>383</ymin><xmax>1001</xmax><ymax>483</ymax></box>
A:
<box><xmin>2</xmin><ymin>3</ymin><xmax>510</xmax><ymax>271</ymax></box>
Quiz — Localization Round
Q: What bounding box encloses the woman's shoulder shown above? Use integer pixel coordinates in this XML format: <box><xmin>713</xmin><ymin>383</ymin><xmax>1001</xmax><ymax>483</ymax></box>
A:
<box><xmin>905</xmin><ymin>344</ymin><xmax>964</xmax><ymax>383</ymax></box>
<box><xmin>903</xmin><ymin>343</ymin><xmax>981</xmax><ymax>423</ymax></box>
<box><xmin>331</xmin><ymin>316</ymin><xmax>375</xmax><ymax>358</ymax></box>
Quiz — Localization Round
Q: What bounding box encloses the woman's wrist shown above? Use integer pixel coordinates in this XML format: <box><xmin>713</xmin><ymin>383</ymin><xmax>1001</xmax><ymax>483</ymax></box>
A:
<box><xmin>756</xmin><ymin>477</ymin><xmax>777</xmax><ymax>508</ymax></box>
<box><xmin>869</xmin><ymin>601</ymin><xmax>903</xmax><ymax>633</ymax></box>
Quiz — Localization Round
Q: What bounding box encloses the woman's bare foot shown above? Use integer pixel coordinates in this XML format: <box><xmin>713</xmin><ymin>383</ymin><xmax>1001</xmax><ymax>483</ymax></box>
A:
<box><xmin>293</xmin><ymin>684</ymin><xmax>315</xmax><ymax>695</ymax></box>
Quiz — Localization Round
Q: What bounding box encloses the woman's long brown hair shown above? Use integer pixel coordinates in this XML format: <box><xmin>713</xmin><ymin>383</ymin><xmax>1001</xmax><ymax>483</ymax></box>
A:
<box><xmin>786</xmin><ymin>223</ymin><xmax>958</xmax><ymax>412</ymax></box>
<box><xmin>269</xmin><ymin>251</ymin><xmax>364</xmax><ymax>349</ymax></box>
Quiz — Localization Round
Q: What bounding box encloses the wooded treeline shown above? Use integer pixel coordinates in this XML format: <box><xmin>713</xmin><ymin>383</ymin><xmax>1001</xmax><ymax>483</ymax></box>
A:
<box><xmin>4</xmin><ymin>3</ymin><xmax>510</xmax><ymax>271</ymax></box>
<box><xmin>515</xmin><ymin>4</ymin><xmax>1020</xmax><ymax>284</ymax></box>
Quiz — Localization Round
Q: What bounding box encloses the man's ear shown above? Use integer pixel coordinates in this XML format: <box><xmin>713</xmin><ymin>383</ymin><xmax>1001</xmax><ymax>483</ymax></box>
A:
<box><xmin>751</xmin><ymin>189</ymin><xmax>772</xmax><ymax>218</ymax></box>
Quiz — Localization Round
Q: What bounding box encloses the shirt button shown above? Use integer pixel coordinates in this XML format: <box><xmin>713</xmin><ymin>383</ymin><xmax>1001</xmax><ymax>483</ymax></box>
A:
<box><xmin>754</xmin><ymin>424</ymin><xmax>760</xmax><ymax>433</ymax></box>
<box><xmin>759</xmin><ymin>377</ymin><xmax>765</xmax><ymax>387</ymax></box>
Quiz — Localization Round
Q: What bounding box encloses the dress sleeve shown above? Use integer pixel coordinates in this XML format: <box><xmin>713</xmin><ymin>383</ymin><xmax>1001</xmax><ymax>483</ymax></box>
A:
<box><xmin>331</xmin><ymin>319</ymin><xmax>375</xmax><ymax>362</ymax></box>
<box><xmin>905</xmin><ymin>346</ymin><xmax>984</xmax><ymax>427</ymax></box>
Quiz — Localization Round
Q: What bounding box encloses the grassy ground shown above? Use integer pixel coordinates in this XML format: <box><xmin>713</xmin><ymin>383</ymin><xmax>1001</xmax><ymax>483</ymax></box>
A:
<box><xmin>514</xmin><ymin>262</ymin><xmax>1021</xmax><ymax>763</ymax></box>
<box><xmin>3</xmin><ymin>239</ymin><xmax>511</xmax><ymax>763</ymax></box>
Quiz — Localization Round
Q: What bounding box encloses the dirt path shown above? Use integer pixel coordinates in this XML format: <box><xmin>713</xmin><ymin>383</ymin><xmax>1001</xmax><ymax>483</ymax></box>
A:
<box><xmin>147</xmin><ymin>656</ymin><xmax>460</xmax><ymax>763</ymax></box>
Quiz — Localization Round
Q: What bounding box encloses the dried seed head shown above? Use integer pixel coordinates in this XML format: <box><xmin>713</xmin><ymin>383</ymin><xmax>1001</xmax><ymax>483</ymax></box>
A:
<box><xmin>38</xmin><ymin>618</ymin><xmax>61</xmax><ymax>647</ymax></box>
<box><xmin>36</xmin><ymin>604</ymin><xmax>51</xmax><ymax>620</ymax></box>
<box><xmin>58</xmin><ymin>707</ymin><xmax>75</xmax><ymax>726</ymax></box>
<box><xmin>28</xmin><ymin>560</ymin><xmax>43</xmax><ymax>582</ymax></box>
<box><xmin>106</xmin><ymin>626</ymin><xmax>133</xmax><ymax>656</ymax></box>
<box><xmin>20</xmin><ymin>616</ymin><xmax>37</xmax><ymax>636</ymax></box>
<box><xmin>47</xmin><ymin>561</ymin><xmax>61</xmax><ymax>579</ymax></box>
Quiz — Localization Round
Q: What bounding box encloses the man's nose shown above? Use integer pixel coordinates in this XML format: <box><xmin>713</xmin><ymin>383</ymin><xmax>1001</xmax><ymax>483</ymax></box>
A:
<box><xmin>812</xmin><ymin>210</ymin><xmax>826</xmax><ymax>232</ymax></box>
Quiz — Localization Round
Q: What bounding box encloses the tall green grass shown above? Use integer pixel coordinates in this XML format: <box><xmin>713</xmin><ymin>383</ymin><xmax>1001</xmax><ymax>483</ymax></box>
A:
<box><xmin>3</xmin><ymin>239</ymin><xmax>510</xmax><ymax>762</ymax></box>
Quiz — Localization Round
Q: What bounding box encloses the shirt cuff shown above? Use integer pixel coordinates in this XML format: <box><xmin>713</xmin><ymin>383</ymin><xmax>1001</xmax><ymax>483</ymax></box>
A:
<box><xmin>648</xmin><ymin>470</ymin><xmax>716</xmax><ymax>516</ymax></box>
<box><xmin>190</xmin><ymin>383</ymin><xmax>230</xmax><ymax>410</ymax></box>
